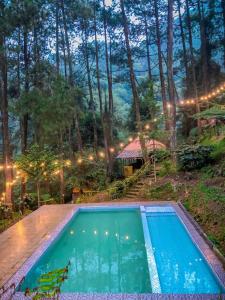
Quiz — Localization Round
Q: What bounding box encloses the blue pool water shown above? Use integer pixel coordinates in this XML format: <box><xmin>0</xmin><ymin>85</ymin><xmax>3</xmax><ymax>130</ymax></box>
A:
<box><xmin>147</xmin><ymin>212</ymin><xmax>224</xmax><ymax>294</ymax></box>
<box><xmin>20</xmin><ymin>210</ymin><xmax>151</xmax><ymax>293</ymax></box>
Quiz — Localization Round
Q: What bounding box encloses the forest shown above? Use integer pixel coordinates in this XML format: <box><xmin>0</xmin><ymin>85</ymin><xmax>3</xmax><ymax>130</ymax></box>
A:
<box><xmin>0</xmin><ymin>0</ymin><xmax>225</xmax><ymax>248</ymax></box>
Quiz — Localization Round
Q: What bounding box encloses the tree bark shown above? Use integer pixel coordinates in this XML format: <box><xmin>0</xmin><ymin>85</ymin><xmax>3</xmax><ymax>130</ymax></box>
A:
<box><xmin>56</xmin><ymin>0</ymin><xmax>60</xmax><ymax>75</ymax></box>
<box><xmin>21</xmin><ymin>28</ymin><xmax>29</xmax><ymax>153</ymax></box>
<box><xmin>120</xmin><ymin>0</ymin><xmax>147</xmax><ymax>162</ymax></box>
<box><xmin>185</xmin><ymin>0</ymin><xmax>201</xmax><ymax>130</ymax></box>
<box><xmin>167</xmin><ymin>0</ymin><xmax>176</xmax><ymax>154</ymax></box>
<box><xmin>144</xmin><ymin>12</ymin><xmax>152</xmax><ymax>81</ymax></box>
<box><xmin>103</xmin><ymin>0</ymin><xmax>113</xmax><ymax>144</ymax></box>
<box><xmin>197</xmin><ymin>0</ymin><xmax>208</xmax><ymax>93</ymax></box>
<box><xmin>0</xmin><ymin>34</ymin><xmax>13</xmax><ymax>206</ymax></box>
<box><xmin>222</xmin><ymin>0</ymin><xmax>225</xmax><ymax>67</ymax></box>
<box><xmin>61</xmin><ymin>0</ymin><xmax>82</xmax><ymax>151</ymax></box>
<box><xmin>177</xmin><ymin>0</ymin><xmax>189</xmax><ymax>91</ymax></box>
<box><xmin>153</xmin><ymin>0</ymin><xmax>169</xmax><ymax>130</ymax></box>
<box><xmin>83</xmin><ymin>22</ymin><xmax>98</xmax><ymax>152</ymax></box>
<box><xmin>94</xmin><ymin>4</ymin><xmax>112</xmax><ymax>177</ymax></box>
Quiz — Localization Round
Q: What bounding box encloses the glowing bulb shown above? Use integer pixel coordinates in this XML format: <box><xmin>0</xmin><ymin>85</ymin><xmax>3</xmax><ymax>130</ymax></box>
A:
<box><xmin>105</xmin><ymin>231</ymin><xmax>109</xmax><ymax>236</ymax></box>
<box><xmin>145</xmin><ymin>124</ymin><xmax>150</xmax><ymax>130</ymax></box>
<box><xmin>77</xmin><ymin>158</ymin><xmax>83</xmax><ymax>164</ymax></box>
<box><xmin>65</xmin><ymin>160</ymin><xmax>71</xmax><ymax>166</ymax></box>
<box><xmin>125</xmin><ymin>235</ymin><xmax>129</xmax><ymax>240</ymax></box>
<box><xmin>0</xmin><ymin>166</ymin><xmax>3</xmax><ymax>170</ymax></box>
<box><xmin>109</xmin><ymin>147</ymin><xmax>115</xmax><ymax>153</ymax></box>
<box><xmin>167</xmin><ymin>103</ymin><xmax>171</xmax><ymax>109</ymax></box>
<box><xmin>40</xmin><ymin>162</ymin><xmax>45</xmax><ymax>167</ymax></box>
<box><xmin>94</xmin><ymin>230</ymin><xmax>97</xmax><ymax>235</ymax></box>
<box><xmin>70</xmin><ymin>230</ymin><xmax>74</xmax><ymax>235</ymax></box>
<box><xmin>128</xmin><ymin>137</ymin><xmax>133</xmax><ymax>142</ymax></box>
<box><xmin>191</xmin><ymin>100</ymin><xmax>195</xmax><ymax>104</ymax></box>
<box><xmin>180</xmin><ymin>101</ymin><xmax>184</xmax><ymax>105</ymax></box>
<box><xmin>88</xmin><ymin>155</ymin><xmax>94</xmax><ymax>161</ymax></box>
<box><xmin>29</xmin><ymin>163</ymin><xmax>33</xmax><ymax>167</ymax></box>
<box><xmin>99</xmin><ymin>152</ymin><xmax>105</xmax><ymax>158</ymax></box>
<box><xmin>119</xmin><ymin>143</ymin><xmax>124</xmax><ymax>148</ymax></box>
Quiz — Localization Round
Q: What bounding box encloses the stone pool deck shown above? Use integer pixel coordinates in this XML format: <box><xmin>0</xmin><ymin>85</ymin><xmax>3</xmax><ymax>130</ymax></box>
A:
<box><xmin>0</xmin><ymin>201</ymin><xmax>225</xmax><ymax>299</ymax></box>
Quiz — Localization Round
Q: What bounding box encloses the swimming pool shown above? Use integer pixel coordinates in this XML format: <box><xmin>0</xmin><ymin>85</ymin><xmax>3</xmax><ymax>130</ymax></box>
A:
<box><xmin>12</xmin><ymin>205</ymin><xmax>225</xmax><ymax>297</ymax></box>
<box><xmin>146</xmin><ymin>211</ymin><xmax>223</xmax><ymax>294</ymax></box>
<box><xmin>20</xmin><ymin>209</ymin><xmax>151</xmax><ymax>293</ymax></box>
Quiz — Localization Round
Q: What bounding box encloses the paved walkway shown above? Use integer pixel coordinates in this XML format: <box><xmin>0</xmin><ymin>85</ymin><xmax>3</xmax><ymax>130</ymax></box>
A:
<box><xmin>0</xmin><ymin>204</ymin><xmax>74</xmax><ymax>286</ymax></box>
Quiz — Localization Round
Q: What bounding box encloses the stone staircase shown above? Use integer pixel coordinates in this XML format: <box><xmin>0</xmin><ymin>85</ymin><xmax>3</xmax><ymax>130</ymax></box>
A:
<box><xmin>125</xmin><ymin>165</ymin><xmax>161</xmax><ymax>199</ymax></box>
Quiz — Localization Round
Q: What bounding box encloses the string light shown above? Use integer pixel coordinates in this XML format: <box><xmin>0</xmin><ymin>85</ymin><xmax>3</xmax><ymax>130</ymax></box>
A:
<box><xmin>109</xmin><ymin>147</ymin><xmax>115</xmax><ymax>153</ymax></box>
<box><xmin>128</xmin><ymin>137</ymin><xmax>133</xmax><ymax>142</ymax></box>
<box><xmin>119</xmin><ymin>143</ymin><xmax>124</xmax><ymax>148</ymax></box>
<box><xmin>99</xmin><ymin>151</ymin><xmax>105</xmax><ymax>158</ymax></box>
<box><xmin>88</xmin><ymin>155</ymin><xmax>94</xmax><ymax>161</ymax></box>
<box><xmin>77</xmin><ymin>158</ymin><xmax>83</xmax><ymax>164</ymax></box>
<box><xmin>145</xmin><ymin>124</ymin><xmax>150</xmax><ymax>130</ymax></box>
<box><xmin>65</xmin><ymin>160</ymin><xmax>71</xmax><ymax>166</ymax></box>
<box><xmin>179</xmin><ymin>82</ymin><xmax>225</xmax><ymax>107</ymax></box>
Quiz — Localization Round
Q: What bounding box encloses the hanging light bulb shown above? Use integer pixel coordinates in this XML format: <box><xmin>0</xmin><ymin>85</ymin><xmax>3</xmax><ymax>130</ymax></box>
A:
<box><xmin>128</xmin><ymin>137</ymin><xmax>133</xmax><ymax>142</ymax></box>
<box><xmin>99</xmin><ymin>151</ymin><xmax>105</xmax><ymax>158</ymax></box>
<box><xmin>145</xmin><ymin>124</ymin><xmax>150</xmax><ymax>130</ymax></box>
<box><xmin>77</xmin><ymin>158</ymin><xmax>83</xmax><ymax>164</ymax></box>
<box><xmin>109</xmin><ymin>147</ymin><xmax>115</xmax><ymax>153</ymax></box>
<box><xmin>119</xmin><ymin>143</ymin><xmax>124</xmax><ymax>148</ymax></box>
<box><xmin>88</xmin><ymin>155</ymin><xmax>94</xmax><ymax>161</ymax></box>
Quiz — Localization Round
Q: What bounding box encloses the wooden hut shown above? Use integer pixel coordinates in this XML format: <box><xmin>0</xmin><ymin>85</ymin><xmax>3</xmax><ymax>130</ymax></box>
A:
<box><xmin>116</xmin><ymin>137</ymin><xmax>166</xmax><ymax>177</ymax></box>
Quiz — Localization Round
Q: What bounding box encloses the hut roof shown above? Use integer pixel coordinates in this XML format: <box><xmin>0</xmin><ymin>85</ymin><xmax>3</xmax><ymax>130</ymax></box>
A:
<box><xmin>116</xmin><ymin>137</ymin><xmax>166</xmax><ymax>160</ymax></box>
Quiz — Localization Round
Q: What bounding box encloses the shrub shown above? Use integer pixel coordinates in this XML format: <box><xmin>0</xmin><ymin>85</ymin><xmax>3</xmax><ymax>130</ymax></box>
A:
<box><xmin>153</xmin><ymin>149</ymin><xmax>170</xmax><ymax>162</ymax></box>
<box><xmin>159</xmin><ymin>159</ymin><xmax>177</xmax><ymax>177</ymax></box>
<box><xmin>177</xmin><ymin>145</ymin><xmax>213</xmax><ymax>171</ymax></box>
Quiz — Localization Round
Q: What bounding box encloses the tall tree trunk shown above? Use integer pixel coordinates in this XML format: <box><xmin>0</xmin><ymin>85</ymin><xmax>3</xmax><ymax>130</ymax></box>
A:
<box><xmin>186</xmin><ymin>0</ymin><xmax>201</xmax><ymax>130</ymax></box>
<box><xmin>94</xmin><ymin>4</ymin><xmax>112</xmax><ymax>177</ymax></box>
<box><xmin>177</xmin><ymin>0</ymin><xmax>189</xmax><ymax>91</ymax></box>
<box><xmin>61</xmin><ymin>29</ymin><xmax>67</xmax><ymax>79</ymax></box>
<box><xmin>103</xmin><ymin>0</ymin><xmax>113</xmax><ymax>144</ymax></box>
<box><xmin>120</xmin><ymin>0</ymin><xmax>147</xmax><ymax>162</ymax></box>
<box><xmin>167</xmin><ymin>0</ymin><xmax>176</xmax><ymax>154</ymax></box>
<box><xmin>83</xmin><ymin>22</ymin><xmax>98</xmax><ymax>152</ymax></box>
<box><xmin>144</xmin><ymin>12</ymin><xmax>152</xmax><ymax>81</ymax></box>
<box><xmin>61</xmin><ymin>0</ymin><xmax>82</xmax><ymax>151</ymax></box>
<box><xmin>61</xmin><ymin>0</ymin><xmax>73</xmax><ymax>85</ymax></box>
<box><xmin>21</xmin><ymin>28</ymin><xmax>29</xmax><ymax>153</ymax></box>
<box><xmin>56</xmin><ymin>0</ymin><xmax>60</xmax><ymax>75</ymax></box>
<box><xmin>0</xmin><ymin>35</ymin><xmax>13</xmax><ymax>206</ymax></box>
<box><xmin>222</xmin><ymin>0</ymin><xmax>225</xmax><ymax>67</ymax></box>
<box><xmin>153</xmin><ymin>0</ymin><xmax>169</xmax><ymax>130</ymax></box>
<box><xmin>197</xmin><ymin>0</ymin><xmax>208</xmax><ymax>93</ymax></box>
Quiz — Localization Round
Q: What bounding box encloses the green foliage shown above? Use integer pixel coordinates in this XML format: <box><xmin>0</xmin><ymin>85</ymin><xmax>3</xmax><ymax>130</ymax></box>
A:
<box><xmin>194</xmin><ymin>105</ymin><xmax>225</xmax><ymax>120</ymax></box>
<box><xmin>0</xmin><ymin>203</ymin><xmax>11</xmax><ymax>220</ymax></box>
<box><xmin>177</xmin><ymin>145</ymin><xmax>213</xmax><ymax>171</ymax></box>
<box><xmin>16</xmin><ymin>144</ymin><xmax>59</xmax><ymax>183</ymax></box>
<box><xmin>67</xmin><ymin>151</ymin><xmax>107</xmax><ymax>191</ymax></box>
<box><xmin>145</xmin><ymin>182</ymin><xmax>178</xmax><ymax>201</ymax></box>
<box><xmin>108</xmin><ymin>163</ymin><xmax>151</xmax><ymax>199</ymax></box>
<box><xmin>24</xmin><ymin>263</ymin><xmax>70</xmax><ymax>299</ymax></box>
<box><xmin>159</xmin><ymin>159</ymin><xmax>177</xmax><ymax>177</ymax></box>
<box><xmin>153</xmin><ymin>149</ymin><xmax>170</xmax><ymax>162</ymax></box>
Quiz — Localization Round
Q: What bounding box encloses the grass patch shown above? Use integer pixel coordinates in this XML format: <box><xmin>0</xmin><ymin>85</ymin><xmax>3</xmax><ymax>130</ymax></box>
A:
<box><xmin>145</xmin><ymin>182</ymin><xmax>179</xmax><ymax>201</ymax></box>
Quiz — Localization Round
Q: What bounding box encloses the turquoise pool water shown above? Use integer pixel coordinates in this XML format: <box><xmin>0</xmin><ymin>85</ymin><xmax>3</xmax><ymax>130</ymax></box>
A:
<box><xmin>147</xmin><ymin>212</ymin><xmax>224</xmax><ymax>294</ymax></box>
<box><xmin>21</xmin><ymin>210</ymin><xmax>151</xmax><ymax>293</ymax></box>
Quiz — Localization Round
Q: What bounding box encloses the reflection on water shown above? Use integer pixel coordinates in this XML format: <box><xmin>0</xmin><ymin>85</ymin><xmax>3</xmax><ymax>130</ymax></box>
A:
<box><xmin>21</xmin><ymin>210</ymin><xmax>151</xmax><ymax>293</ymax></box>
<box><xmin>147</xmin><ymin>213</ymin><xmax>223</xmax><ymax>294</ymax></box>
